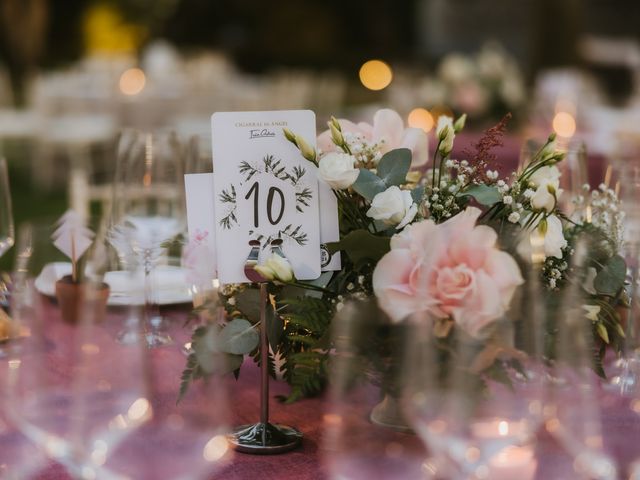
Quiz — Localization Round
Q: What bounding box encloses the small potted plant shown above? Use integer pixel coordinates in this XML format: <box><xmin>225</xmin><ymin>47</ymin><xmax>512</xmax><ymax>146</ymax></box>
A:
<box><xmin>53</xmin><ymin>211</ymin><xmax>110</xmax><ymax>324</ymax></box>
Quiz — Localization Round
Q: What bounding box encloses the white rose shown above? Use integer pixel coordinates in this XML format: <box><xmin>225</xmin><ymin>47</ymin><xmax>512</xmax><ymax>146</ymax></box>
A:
<box><xmin>436</xmin><ymin>115</ymin><xmax>455</xmax><ymax>155</ymax></box>
<box><xmin>366</xmin><ymin>186</ymin><xmax>417</xmax><ymax>229</ymax></box>
<box><xmin>254</xmin><ymin>254</ymin><xmax>294</xmax><ymax>282</ymax></box>
<box><xmin>318</xmin><ymin>152</ymin><xmax>360</xmax><ymax>190</ymax></box>
<box><xmin>540</xmin><ymin>215</ymin><xmax>567</xmax><ymax>259</ymax></box>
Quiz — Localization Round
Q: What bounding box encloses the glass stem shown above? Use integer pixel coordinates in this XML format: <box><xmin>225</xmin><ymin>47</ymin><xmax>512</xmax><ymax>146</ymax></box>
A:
<box><xmin>143</xmin><ymin>248</ymin><xmax>155</xmax><ymax>338</ymax></box>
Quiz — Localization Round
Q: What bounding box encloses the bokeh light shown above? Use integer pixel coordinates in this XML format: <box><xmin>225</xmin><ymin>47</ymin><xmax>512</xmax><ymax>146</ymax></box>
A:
<box><xmin>407</xmin><ymin>108</ymin><xmax>434</xmax><ymax>133</ymax></box>
<box><xmin>359</xmin><ymin>60</ymin><xmax>393</xmax><ymax>91</ymax></box>
<box><xmin>552</xmin><ymin>111</ymin><xmax>576</xmax><ymax>138</ymax></box>
<box><xmin>119</xmin><ymin>68</ymin><xmax>146</xmax><ymax>96</ymax></box>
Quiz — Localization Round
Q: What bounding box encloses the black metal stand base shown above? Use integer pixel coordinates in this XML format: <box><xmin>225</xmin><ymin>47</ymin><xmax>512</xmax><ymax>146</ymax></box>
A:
<box><xmin>229</xmin><ymin>422</ymin><xmax>302</xmax><ymax>454</ymax></box>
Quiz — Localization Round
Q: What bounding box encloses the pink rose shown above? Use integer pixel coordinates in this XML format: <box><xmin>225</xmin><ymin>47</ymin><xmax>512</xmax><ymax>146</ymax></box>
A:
<box><xmin>373</xmin><ymin>207</ymin><xmax>523</xmax><ymax>337</ymax></box>
<box><xmin>317</xmin><ymin>109</ymin><xmax>429</xmax><ymax>167</ymax></box>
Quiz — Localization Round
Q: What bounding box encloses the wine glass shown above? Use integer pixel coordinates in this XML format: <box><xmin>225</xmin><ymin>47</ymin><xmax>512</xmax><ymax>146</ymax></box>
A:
<box><xmin>544</xmin><ymin>239</ymin><xmax>618</xmax><ymax>480</ymax></box>
<box><xmin>109</xmin><ymin>130</ymin><xmax>186</xmax><ymax>348</ymax></box>
<box><xmin>6</xmin><ymin>221</ymin><xmax>150</xmax><ymax>478</ymax></box>
<box><xmin>97</xmin><ymin>284</ymin><xmax>231</xmax><ymax>480</ymax></box>
<box><xmin>1</xmin><ymin>346</ymin><xmax>49</xmax><ymax>479</ymax></box>
<box><xmin>606</xmin><ymin>159</ymin><xmax>640</xmax><ymax>392</ymax></box>
<box><xmin>0</xmin><ymin>156</ymin><xmax>14</xmax><ymax>310</ymax></box>
<box><xmin>322</xmin><ymin>300</ymin><xmax>428</xmax><ymax>479</ymax></box>
<box><xmin>401</xmin><ymin>260</ymin><xmax>545</xmax><ymax>480</ymax></box>
<box><xmin>181</xmin><ymin>133</ymin><xmax>217</xmax><ymax>356</ymax></box>
<box><xmin>103</xmin><ymin>367</ymin><xmax>231</xmax><ymax>480</ymax></box>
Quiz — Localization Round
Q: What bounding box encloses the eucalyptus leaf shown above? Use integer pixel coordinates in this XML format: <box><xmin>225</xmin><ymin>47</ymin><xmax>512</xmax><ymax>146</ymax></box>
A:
<box><xmin>411</xmin><ymin>185</ymin><xmax>425</xmax><ymax>204</ymax></box>
<box><xmin>196</xmin><ymin>351</ymin><xmax>243</xmax><ymax>376</ymax></box>
<box><xmin>235</xmin><ymin>288</ymin><xmax>262</xmax><ymax>324</ymax></box>
<box><xmin>352</xmin><ymin>169</ymin><xmax>387</xmax><ymax>201</ymax></box>
<box><xmin>594</xmin><ymin>255</ymin><xmax>626</xmax><ymax>296</ymax></box>
<box><xmin>218</xmin><ymin>318</ymin><xmax>260</xmax><ymax>355</ymax></box>
<box><xmin>377</xmin><ymin>148</ymin><xmax>411</xmax><ymax>187</ymax></box>
<box><xmin>462</xmin><ymin>184</ymin><xmax>502</xmax><ymax>206</ymax></box>
<box><xmin>330</xmin><ymin>229</ymin><xmax>391</xmax><ymax>264</ymax></box>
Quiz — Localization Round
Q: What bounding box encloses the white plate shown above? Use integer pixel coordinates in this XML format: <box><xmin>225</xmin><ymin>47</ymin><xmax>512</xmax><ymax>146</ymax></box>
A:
<box><xmin>35</xmin><ymin>262</ymin><xmax>193</xmax><ymax>306</ymax></box>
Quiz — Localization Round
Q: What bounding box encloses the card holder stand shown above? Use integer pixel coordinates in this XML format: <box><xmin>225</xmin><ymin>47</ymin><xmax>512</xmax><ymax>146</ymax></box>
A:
<box><xmin>228</xmin><ymin>240</ymin><xmax>303</xmax><ymax>454</ymax></box>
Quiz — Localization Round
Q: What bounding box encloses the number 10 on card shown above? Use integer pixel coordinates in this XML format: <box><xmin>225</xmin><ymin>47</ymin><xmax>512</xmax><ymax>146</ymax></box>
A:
<box><xmin>245</xmin><ymin>181</ymin><xmax>286</xmax><ymax>228</ymax></box>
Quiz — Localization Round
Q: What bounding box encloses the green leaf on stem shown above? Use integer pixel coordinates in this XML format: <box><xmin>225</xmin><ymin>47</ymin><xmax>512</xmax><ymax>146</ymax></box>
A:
<box><xmin>266</xmin><ymin>305</ymin><xmax>284</xmax><ymax>352</ymax></box>
<box><xmin>462</xmin><ymin>184</ymin><xmax>502</xmax><ymax>206</ymax></box>
<box><xmin>594</xmin><ymin>255</ymin><xmax>626</xmax><ymax>296</ymax></box>
<box><xmin>218</xmin><ymin>318</ymin><xmax>260</xmax><ymax>354</ymax></box>
<box><xmin>411</xmin><ymin>185</ymin><xmax>425</xmax><ymax>204</ymax></box>
<box><xmin>352</xmin><ymin>169</ymin><xmax>387</xmax><ymax>201</ymax></box>
<box><xmin>377</xmin><ymin>148</ymin><xmax>411</xmax><ymax>187</ymax></box>
<box><xmin>235</xmin><ymin>288</ymin><xmax>261</xmax><ymax>323</ymax></box>
<box><xmin>327</xmin><ymin>229</ymin><xmax>391</xmax><ymax>264</ymax></box>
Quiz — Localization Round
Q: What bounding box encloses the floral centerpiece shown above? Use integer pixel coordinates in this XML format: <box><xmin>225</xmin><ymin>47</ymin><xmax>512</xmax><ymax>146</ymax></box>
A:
<box><xmin>181</xmin><ymin>108</ymin><xmax>627</xmax><ymax>401</ymax></box>
<box><xmin>390</xmin><ymin>43</ymin><xmax>527</xmax><ymax>127</ymax></box>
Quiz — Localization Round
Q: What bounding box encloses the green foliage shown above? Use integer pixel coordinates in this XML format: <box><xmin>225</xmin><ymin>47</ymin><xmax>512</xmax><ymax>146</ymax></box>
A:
<box><xmin>217</xmin><ymin>318</ymin><xmax>260</xmax><ymax>355</ymax></box>
<box><xmin>327</xmin><ymin>229</ymin><xmax>391</xmax><ymax>265</ymax></box>
<box><xmin>411</xmin><ymin>185</ymin><xmax>425</xmax><ymax>204</ymax></box>
<box><xmin>352</xmin><ymin>169</ymin><xmax>387</xmax><ymax>201</ymax></box>
<box><xmin>277</xmin><ymin>295</ymin><xmax>333</xmax><ymax>402</ymax></box>
<box><xmin>179</xmin><ymin>326</ymin><xmax>244</xmax><ymax>402</ymax></box>
<box><xmin>376</xmin><ymin>148</ymin><xmax>411</xmax><ymax>187</ymax></box>
<box><xmin>234</xmin><ymin>288</ymin><xmax>262</xmax><ymax>323</ymax></box>
<box><xmin>594</xmin><ymin>255</ymin><xmax>626</xmax><ymax>296</ymax></box>
<box><xmin>266</xmin><ymin>304</ymin><xmax>284</xmax><ymax>351</ymax></box>
<box><xmin>462</xmin><ymin>184</ymin><xmax>502</xmax><ymax>206</ymax></box>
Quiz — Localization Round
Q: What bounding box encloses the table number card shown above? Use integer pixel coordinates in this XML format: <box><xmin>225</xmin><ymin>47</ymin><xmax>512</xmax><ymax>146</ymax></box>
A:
<box><xmin>211</xmin><ymin>110</ymin><xmax>321</xmax><ymax>284</ymax></box>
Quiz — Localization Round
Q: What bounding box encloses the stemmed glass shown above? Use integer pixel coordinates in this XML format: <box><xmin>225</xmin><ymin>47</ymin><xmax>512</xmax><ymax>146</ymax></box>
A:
<box><xmin>6</xmin><ymin>221</ymin><xmax>150</xmax><ymax>478</ymax></box>
<box><xmin>181</xmin><ymin>133</ymin><xmax>217</xmax><ymax>356</ymax></box>
<box><xmin>0</xmin><ymin>156</ymin><xmax>15</xmax><ymax>310</ymax></box>
<box><xmin>401</xmin><ymin>261</ymin><xmax>546</xmax><ymax>480</ymax></box>
<box><xmin>322</xmin><ymin>300</ymin><xmax>428</xmax><ymax>479</ymax></box>
<box><xmin>544</xmin><ymin>239</ymin><xmax>618</xmax><ymax>480</ymax></box>
<box><xmin>607</xmin><ymin>160</ymin><xmax>640</xmax><ymax>392</ymax></box>
<box><xmin>109</xmin><ymin>130</ymin><xmax>186</xmax><ymax>348</ymax></box>
<box><xmin>103</xmin><ymin>359</ymin><xmax>232</xmax><ymax>480</ymax></box>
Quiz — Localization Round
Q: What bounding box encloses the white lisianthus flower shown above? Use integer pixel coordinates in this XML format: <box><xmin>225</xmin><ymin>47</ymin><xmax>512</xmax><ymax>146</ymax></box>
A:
<box><xmin>254</xmin><ymin>254</ymin><xmax>294</xmax><ymax>282</ymax></box>
<box><xmin>530</xmin><ymin>184</ymin><xmax>556</xmax><ymax>212</ymax></box>
<box><xmin>436</xmin><ymin>116</ymin><xmax>455</xmax><ymax>156</ymax></box>
<box><xmin>318</xmin><ymin>152</ymin><xmax>360</xmax><ymax>190</ymax></box>
<box><xmin>582</xmin><ymin>304</ymin><xmax>601</xmax><ymax>322</ymax></box>
<box><xmin>517</xmin><ymin>214</ymin><xmax>567</xmax><ymax>260</ymax></box>
<box><xmin>529</xmin><ymin>165</ymin><xmax>560</xmax><ymax>188</ymax></box>
<box><xmin>539</xmin><ymin>215</ymin><xmax>567</xmax><ymax>259</ymax></box>
<box><xmin>367</xmin><ymin>186</ymin><xmax>417</xmax><ymax>229</ymax></box>
<box><xmin>584</xmin><ymin>267</ymin><xmax>598</xmax><ymax>295</ymax></box>
<box><xmin>529</xmin><ymin>165</ymin><xmax>561</xmax><ymax>212</ymax></box>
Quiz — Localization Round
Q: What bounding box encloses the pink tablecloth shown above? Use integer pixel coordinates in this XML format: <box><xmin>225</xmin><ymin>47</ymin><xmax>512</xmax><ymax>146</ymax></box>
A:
<box><xmin>2</xmin><ymin>298</ymin><xmax>640</xmax><ymax>480</ymax></box>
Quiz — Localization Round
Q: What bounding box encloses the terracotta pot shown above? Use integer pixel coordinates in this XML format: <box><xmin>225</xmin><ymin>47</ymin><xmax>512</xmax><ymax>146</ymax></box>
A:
<box><xmin>55</xmin><ymin>275</ymin><xmax>110</xmax><ymax>325</ymax></box>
